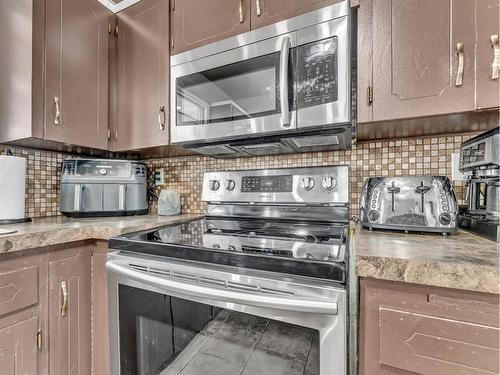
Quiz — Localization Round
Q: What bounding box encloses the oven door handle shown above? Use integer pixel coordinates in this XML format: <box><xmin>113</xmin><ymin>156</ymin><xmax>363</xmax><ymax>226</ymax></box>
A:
<box><xmin>106</xmin><ymin>261</ymin><xmax>338</xmax><ymax>315</ymax></box>
<box><xmin>279</xmin><ymin>36</ymin><xmax>291</xmax><ymax>128</ymax></box>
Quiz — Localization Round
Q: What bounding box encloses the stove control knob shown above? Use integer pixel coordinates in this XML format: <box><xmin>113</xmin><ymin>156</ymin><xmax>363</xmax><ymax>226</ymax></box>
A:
<box><xmin>301</xmin><ymin>177</ymin><xmax>315</xmax><ymax>191</ymax></box>
<box><xmin>209</xmin><ymin>180</ymin><xmax>220</xmax><ymax>191</ymax></box>
<box><xmin>225</xmin><ymin>179</ymin><xmax>236</xmax><ymax>191</ymax></box>
<box><xmin>322</xmin><ymin>176</ymin><xmax>337</xmax><ymax>191</ymax></box>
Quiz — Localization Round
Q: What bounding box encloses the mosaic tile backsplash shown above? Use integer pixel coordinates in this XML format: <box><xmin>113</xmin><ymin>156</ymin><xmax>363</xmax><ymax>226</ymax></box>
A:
<box><xmin>147</xmin><ymin>135</ymin><xmax>474</xmax><ymax>216</ymax></box>
<box><xmin>0</xmin><ymin>146</ymin><xmax>67</xmax><ymax>218</ymax></box>
<box><xmin>0</xmin><ymin>134</ymin><xmax>475</xmax><ymax>219</ymax></box>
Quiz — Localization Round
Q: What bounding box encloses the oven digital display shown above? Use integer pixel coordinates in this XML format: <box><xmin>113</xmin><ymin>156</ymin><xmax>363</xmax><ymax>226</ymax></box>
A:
<box><xmin>241</xmin><ymin>175</ymin><xmax>293</xmax><ymax>192</ymax></box>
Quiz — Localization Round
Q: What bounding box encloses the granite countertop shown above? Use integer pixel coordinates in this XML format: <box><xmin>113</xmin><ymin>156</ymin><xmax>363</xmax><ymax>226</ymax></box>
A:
<box><xmin>0</xmin><ymin>214</ymin><xmax>202</xmax><ymax>254</ymax></box>
<box><xmin>354</xmin><ymin>224</ymin><xmax>499</xmax><ymax>294</ymax></box>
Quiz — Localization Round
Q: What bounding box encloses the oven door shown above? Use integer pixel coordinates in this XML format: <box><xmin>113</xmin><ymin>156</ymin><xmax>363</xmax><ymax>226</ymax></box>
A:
<box><xmin>170</xmin><ymin>33</ymin><xmax>297</xmax><ymax>145</ymax></box>
<box><xmin>107</xmin><ymin>252</ymin><xmax>346</xmax><ymax>375</ymax></box>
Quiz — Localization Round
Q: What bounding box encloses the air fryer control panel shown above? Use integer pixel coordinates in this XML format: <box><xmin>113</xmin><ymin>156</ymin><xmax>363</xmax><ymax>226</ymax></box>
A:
<box><xmin>62</xmin><ymin>159</ymin><xmax>146</xmax><ymax>178</ymax></box>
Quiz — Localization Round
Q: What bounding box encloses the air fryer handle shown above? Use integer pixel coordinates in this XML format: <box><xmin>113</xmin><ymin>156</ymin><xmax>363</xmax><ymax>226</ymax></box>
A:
<box><xmin>118</xmin><ymin>184</ymin><xmax>127</xmax><ymax>211</ymax></box>
<box><xmin>73</xmin><ymin>184</ymin><xmax>83</xmax><ymax>211</ymax></box>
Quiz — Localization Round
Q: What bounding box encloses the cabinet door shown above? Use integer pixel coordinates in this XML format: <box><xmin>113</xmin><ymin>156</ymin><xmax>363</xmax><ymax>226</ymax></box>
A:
<box><xmin>170</xmin><ymin>0</ymin><xmax>251</xmax><ymax>55</ymax></box>
<box><xmin>45</xmin><ymin>0</ymin><xmax>111</xmax><ymax>149</ymax></box>
<box><xmin>49</xmin><ymin>254</ymin><xmax>91</xmax><ymax>375</ymax></box>
<box><xmin>360</xmin><ymin>279</ymin><xmax>500</xmax><ymax>375</ymax></box>
<box><xmin>476</xmin><ymin>0</ymin><xmax>500</xmax><ymax>109</ymax></box>
<box><xmin>357</xmin><ymin>0</ymin><xmax>373</xmax><ymax>123</ymax></box>
<box><xmin>112</xmin><ymin>0</ymin><xmax>169</xmax><ymax>151</ymax></box>
<box><xmin>0</xmin><ymin>317</ymin><xmax>38</xmax><ymax>375</ymax></box>
<box><xmin>250</xmin><ymin>0</ymin><xmax>342</xmax><ymax>29</ymax></box>
<box><xmin>370</xmin><ymin>0</ymin><xmax>475</xmax><ymax>122</ymax></box>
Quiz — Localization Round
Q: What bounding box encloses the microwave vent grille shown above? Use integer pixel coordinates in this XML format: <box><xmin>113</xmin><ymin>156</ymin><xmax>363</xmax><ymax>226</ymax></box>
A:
<box><xmin>289</xmin><ymin>135</ymin><xmax>340</xmax><ymax>148</ymax></box>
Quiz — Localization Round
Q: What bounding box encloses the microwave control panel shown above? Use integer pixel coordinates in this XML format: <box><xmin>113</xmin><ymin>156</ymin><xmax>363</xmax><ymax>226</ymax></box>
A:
<box><xmin>295</xmin><ymin>37</ymin><xmax>338</xmax><ymax>109</ymax></box>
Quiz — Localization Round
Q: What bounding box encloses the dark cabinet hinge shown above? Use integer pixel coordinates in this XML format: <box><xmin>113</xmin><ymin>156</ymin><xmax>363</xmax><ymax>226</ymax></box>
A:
<box><xmin>367</xmin><ymin>86</ymin><xmax>373</xmax><ymax>106</ymax></box>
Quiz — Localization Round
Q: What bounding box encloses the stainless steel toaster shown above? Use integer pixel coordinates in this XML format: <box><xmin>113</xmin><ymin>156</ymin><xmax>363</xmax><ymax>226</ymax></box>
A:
<box><xmin>60</xmin><ymin>158</ymin><xmax>148</xmax><ymax>217</ymax></box>
<box><xmin>360</xmin><ymin>176</ymin><xmax>458</xmax><ymax>234</ymax></box>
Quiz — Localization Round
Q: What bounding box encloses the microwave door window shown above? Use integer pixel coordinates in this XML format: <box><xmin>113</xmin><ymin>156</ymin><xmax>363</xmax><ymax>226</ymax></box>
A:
<box><xmin>176</xmin><ymin>52</ymin><xmax>282</xmax><ymax>126</ymax></box>
<box><xmin>296</xmin><ymin>37</ymin><xmax>338</xmax><ymax>109</ymax></box>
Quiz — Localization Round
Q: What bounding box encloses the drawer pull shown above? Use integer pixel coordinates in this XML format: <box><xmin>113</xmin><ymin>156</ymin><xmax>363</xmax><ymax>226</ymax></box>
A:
<box><xmin>491</xmin><ymin>34</ymin><xmax>500</xmax><ymax>80</ymax></box>
<box><xmin>60</xmin><ymin>281</ymin><xmax>68</xmax><ymax>317</ymax></box>
<box><xmin>255</xmin><ymin>0</ymin><xmax>261</xmax><ymax>16</ymax></box>
<box><xmin>455</xmin><ymin>42</ymin><xmax>464</xmax><ymax>86</ymax></box>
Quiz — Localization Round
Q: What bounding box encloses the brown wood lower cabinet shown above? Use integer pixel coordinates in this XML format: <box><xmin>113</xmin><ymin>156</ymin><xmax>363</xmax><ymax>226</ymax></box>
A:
<box><xmin>0</xmin><ymin>317</ymin><xmax>38</xmax><ymax>375</ymax></box>
<box><xmin>48</xmin><ymin>251</ymin><xmax>92</xmax><ymax>375</ymax></box>
<box><xmin>0</xmin><ymin>242</ymin><xmax>109</xmax><ymax>375</ymax></box>
<box><xmin>360</xmin><ymin>278</ymin><xmax>500</xmax><ymax>375</ymax></box>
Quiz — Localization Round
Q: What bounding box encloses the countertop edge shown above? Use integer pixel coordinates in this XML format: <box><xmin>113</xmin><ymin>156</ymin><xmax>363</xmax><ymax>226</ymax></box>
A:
<box><xmin>356</xmin><ymin>254</ymin><xmax>499</xmax><ymax>295</ymax></box>
<box><xmin>0</xmin><ymin>214</ymin><xmax>203</xmax><ymax>255</ymax></box>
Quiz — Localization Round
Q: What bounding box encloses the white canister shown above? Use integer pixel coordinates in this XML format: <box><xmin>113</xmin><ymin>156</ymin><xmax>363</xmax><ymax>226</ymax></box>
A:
<box><xmin>158</xmin><ymin>189</ymin><xmax>181</xmax><ymax>216</ymax></box>
<box><xmin>0</xmin><ymin>155</ymin><xmax>26</xmax><ymax>220</ymax></box>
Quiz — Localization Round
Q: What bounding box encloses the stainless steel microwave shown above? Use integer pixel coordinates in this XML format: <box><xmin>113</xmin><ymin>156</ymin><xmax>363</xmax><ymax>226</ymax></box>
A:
<box><xmin>170</xmin><ymin>1</ymin><xmax>353</xmax><ymax>158</ymax></box>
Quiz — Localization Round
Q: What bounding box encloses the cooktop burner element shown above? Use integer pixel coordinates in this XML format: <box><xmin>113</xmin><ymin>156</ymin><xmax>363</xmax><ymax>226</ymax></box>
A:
<box><xmin>109</xmin><ymin>166</ymin><xmax>350</xmax><ymax>282</ymax></box>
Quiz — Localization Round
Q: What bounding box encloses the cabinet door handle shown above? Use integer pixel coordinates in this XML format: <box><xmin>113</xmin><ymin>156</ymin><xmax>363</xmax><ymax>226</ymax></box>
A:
<box><xmin>255</xmin><ymin>0</ymin><xmax>261</xmax><ymax>16</ymax></box>
<box><xmin>158</xmin><ymin>105</ymin><xmax>166</xmax><ymax>130</ymax></box>
<box><xmin>53</xmin><ymin>96</ymin><xmax>61</xmax><ymax>125</ymax></box>
<box><xmin>60</xmin><ymin>281</ymin><xmax>68</xmax><ymax>317</ymax></box>
<box><xmin>491</xmin><ymin>34</ymin><xmax>500</xmax><ymax>80</ymax></box>
<box><xmin>455</xmin><ymin>42</ymin><xmax>464</xmax><ymax>86</ymax></box>
<box><xmin>239</xmin><ymin>0</ymin><xmax>244</xmax><ymax>23</ymax></box>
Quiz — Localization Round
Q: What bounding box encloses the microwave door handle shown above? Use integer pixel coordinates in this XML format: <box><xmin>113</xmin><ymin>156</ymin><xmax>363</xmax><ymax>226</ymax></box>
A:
<box><xmin>279</xmin><ymin>36</ymin><xmax>291</xmax><ymax>127</ymax></box>
<box><xmin>106</xmin><ymin>261</ymin><xmax>338</xmax><ymax>315</ymax></box>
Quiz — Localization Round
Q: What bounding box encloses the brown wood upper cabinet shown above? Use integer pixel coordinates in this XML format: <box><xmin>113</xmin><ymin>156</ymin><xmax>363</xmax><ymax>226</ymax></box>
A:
<box><xmin>358</xmin><ymin>0</ymin><xmax>500</xmax><ymax>124</ymax></box>
<box><xmin>476</xmin><ymin>0</ymin><xmax>500</xmax><ymax>109</ymax></box>
<box><xmin>45</xmin><ymin>0</ymin><xmax>112</xmax><ymax>149</ymax></box>
<box><xmin>251</xmin><ymin>0</ymin><xmax>343</xmax><ymax>29</ymax></box>
<box><xmin>170</xmin><ymin>0</ymin><xmax>341</xmax><ymax>55</ymax></box>
<box><xmin>170</xmin><ymin>0</ymin><xmax>251</xmax><ymax>55</ymax></box>
<box><xmin>110</xmin><ymin>0</ymin><xmax>170</xmax><ymax>151</ymax></box>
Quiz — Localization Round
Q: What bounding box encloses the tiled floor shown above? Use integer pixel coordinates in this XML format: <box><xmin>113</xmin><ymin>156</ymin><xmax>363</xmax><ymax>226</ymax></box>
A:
<box><xmin>161</xmin><ymin>311</ymin><xmax>319</xmax><ymax>375</ymax></box>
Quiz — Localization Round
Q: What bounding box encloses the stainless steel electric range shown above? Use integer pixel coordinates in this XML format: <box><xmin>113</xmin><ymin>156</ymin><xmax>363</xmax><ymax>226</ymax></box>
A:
<box><xmin>107</xmin><ymin>166</ymin><xmax>350</xmax><ymax>375</ymax></box>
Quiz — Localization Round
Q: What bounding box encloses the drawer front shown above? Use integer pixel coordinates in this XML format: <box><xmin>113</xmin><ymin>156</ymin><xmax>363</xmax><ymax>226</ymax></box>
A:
<box><xmin>0</xmin><ymin>267</ymin><xmax>38</xmax><ymax>317</ymax></box>
<box><xmin>360</xmin><ymin>279</ymin><xmax>500</xmax><ymax>375</ymax></box>
<box><xmin>379</xmin><ymin>307</ymin><xmax>499</xmax><ymax>374</ymax></box>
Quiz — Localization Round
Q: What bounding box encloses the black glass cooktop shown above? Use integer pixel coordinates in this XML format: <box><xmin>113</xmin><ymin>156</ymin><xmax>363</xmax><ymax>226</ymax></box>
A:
<box><xmin>109</xmin><ymin>218</ymin><xmax>347</xmax><ymax>281</ymax></box>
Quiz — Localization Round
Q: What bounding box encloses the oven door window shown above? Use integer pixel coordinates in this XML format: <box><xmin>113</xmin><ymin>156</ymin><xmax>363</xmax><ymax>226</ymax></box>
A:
<box><xmin>118</xmin><ymin>285</ymin><xmax>319</xmax><ymax>375</ymax></box>
<box><xmin>176</xmin><ymin>52</ymin><xmax>283</xmax><ymax>126</ymax></box>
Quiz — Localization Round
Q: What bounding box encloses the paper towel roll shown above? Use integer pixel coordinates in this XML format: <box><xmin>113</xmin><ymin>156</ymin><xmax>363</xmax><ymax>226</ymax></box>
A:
<box><xmin>0</xmin><ymin>155</ymin><xmax>26</xmax><ymax>220</ymax></box>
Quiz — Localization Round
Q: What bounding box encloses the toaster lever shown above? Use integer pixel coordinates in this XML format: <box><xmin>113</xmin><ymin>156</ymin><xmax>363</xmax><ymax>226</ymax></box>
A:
<box><xmin>416</xmin><ymin>183</ymin><xmax>431</xmax><ymax>213</ymax></box>
<box><xmin>415</xmin><ymin>185</ymin><xmax>431</xmax><ymax>194</ymax></box>
<box><xmin>387</xmin><ymin>182</ymin><xmax>400</xmax><ymax>212</ymax></box>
